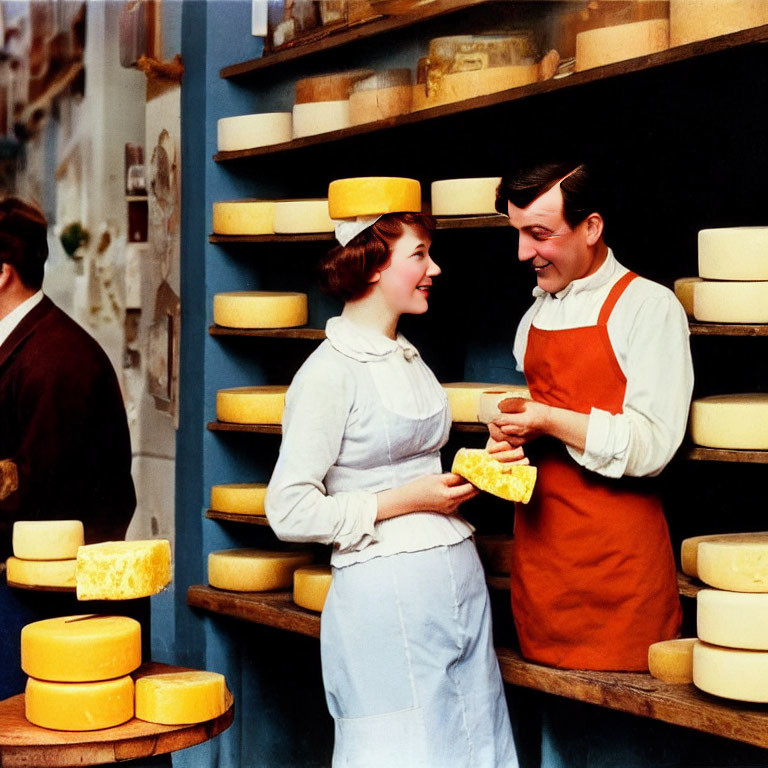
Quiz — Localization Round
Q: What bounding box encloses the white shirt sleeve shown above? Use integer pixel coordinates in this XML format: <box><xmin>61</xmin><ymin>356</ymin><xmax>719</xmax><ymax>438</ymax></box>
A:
<box><xmin>265</xmin><ymin>358</ymin><xmax>379</xmax><ymax>552</ymax></box>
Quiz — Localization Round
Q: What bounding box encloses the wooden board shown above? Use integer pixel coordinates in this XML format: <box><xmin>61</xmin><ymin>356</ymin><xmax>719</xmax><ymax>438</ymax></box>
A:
<box><xmin>209</xmin><ymin>326</ymin><xmax>326</xmax><ymax>340</ymax></box>
<box><xmin>689</xmin><ymin>322</ymin><xmax>768</xmax><ymax>337</ymax></box>
<box><xmin>206</xmin><ymin>510</ymin><xmax>271</xmax><ymax>526</ymax></box>
<box><xmin>685</xmin><ymin>446</ymin><xmax>768</xmax><ymax>464</ymax></box>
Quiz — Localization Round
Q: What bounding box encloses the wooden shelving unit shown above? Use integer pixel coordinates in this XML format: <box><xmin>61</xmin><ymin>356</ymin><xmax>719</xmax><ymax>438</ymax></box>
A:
<box><xmin>206</xmin><ymin>509</ymin><xmax>271</xmax><ymax>526</ymax></box>
<box><xmin>685</xmin><ymin>446</ymin><xmax>768</xmax><ymax>465</ymax></box>
<box><xmin>209</xmin><ymin>326</ymin><xmax>326</xmax><ymax>340</ymax></box>
<box><xmin>207</xmin><ymin>421</ymin><xmax>487</xmax><ymax>435</ymax></box>
<box><xmin>689</xmin><ymin>322</ymin><xmax>768</xmax><ymax>337</ymax></box>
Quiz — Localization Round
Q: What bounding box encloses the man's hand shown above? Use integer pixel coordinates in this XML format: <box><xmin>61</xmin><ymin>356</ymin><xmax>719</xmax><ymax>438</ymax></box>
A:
<box><xmin>485</xmin><ymin>436</ymin><xmax>530</xmax><ymax>464</ymax></box>
<box><xmin>489</xmin><ymin>397</ymin><xmax>549</xmax><ymax>447</ymax></box>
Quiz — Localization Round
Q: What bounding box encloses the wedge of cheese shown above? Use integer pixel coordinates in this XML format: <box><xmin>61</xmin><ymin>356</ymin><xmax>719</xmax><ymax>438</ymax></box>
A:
<box><xmin>673</xmin><ymin>277</ymin><xmax>702</xmax><ymax>318</ymax></box>
<box><xmin>698</xmin><ymin>589</ymin><xmax>768</xmax><ymax>650</ymax></box>
<box><xmin>6</xmin><ymin>557</ymin><xmax>76</xmax><ymax>589</ymax></box>
<box><xmin>693</xmin><ymin>640</ymin><xmax>768</xmax><ymax>702</ymax></box>
<box><xmin>431</xmin><ymin>178</ymin><xmax>501</xmax><ymax>216</ymax></box>
<box><xmin>575</xmin><ymin>19</ymin><xmax>669</xmax><ymax>72</ymax></box>
<box><xmin>135</xmin><ymin>671</ymin><xmax>229</xmax><ymax>725</ymax></box>
<box><xmin>690</xmin><ymin>394</ymin><xmax>768</xmax><ymax>450</ymax></box>
<box><xmin>208</xmin><ymin>549</ymin><xmax>313</xmax><ymax>592</ymax></box>
<box><xmin>451</xmin><ymin>448</ymin><xmax>537</xmax><ymax>503</ymax></box>
<box><xmin>293</xmin><ymin>565</ymin><xmax>333</xmax><ymax>612</ymax></box>
<box><xmin>698</xmin><ymin>227</ymin><xmax>768</xmax><ymax>280</ymax></box>
<box><xmin>216</xmin><ymin>386</ymin><xmax>288</xmax><ymax>425</ymax></box>
<box><xmin>693</xmin><ymin>281</ymin><xmax>768</xmax><ymax>323</ymax></box>
<box><xmin>681</xmin><ymin>532</ymin><xmax>768</xmax><ymax>578</ymax></box>
<box><xmin>698</xmin><ymin>538</ymin><xmax>768</xmax><ymax>592</ymax></box>
<box><xmin>648</xmin><ymin>638</ymin><xmax>697</xmax><ymax>684</ymax></box>
<box><xmin>213</xmin><ymin>292</ymin><xmax>307</xmax><ymax>329</ymax></box>
<box><xmin>212</xmin><ymin>201</ymin><xmax>275</xmax><ymax>236</ymax></box>
<box><xmin>12</xmin><ymin>520</ymin><xmax>84</xmax><ymax>560</ymax></box>
<box><xmin>217</xmin><ymin>113</ymin><xmax>292</xmax><ymax>152</ymax></box>
<box><xmin>328</xmin><ymin>177</ymin><xmax>421</xmax><ymax>218</ymax></box>
<box><xmin>210</xmin><ymin>483</ymin><xmax>268</xmax><ymax>515</ymax></box>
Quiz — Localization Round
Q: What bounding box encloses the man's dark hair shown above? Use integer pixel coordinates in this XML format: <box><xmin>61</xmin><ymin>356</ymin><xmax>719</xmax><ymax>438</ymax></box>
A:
<box><xmin>0</xmin><ymin>197</ymin><xmax>48</xmax><ymax>290</ymax></box>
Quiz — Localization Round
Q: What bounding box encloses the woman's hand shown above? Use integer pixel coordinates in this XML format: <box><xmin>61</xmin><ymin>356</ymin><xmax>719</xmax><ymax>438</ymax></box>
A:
<box><xmin>489</xmin><ymin>397</ymin><xmax>549</xmax><ymax>447</ymax></box>
<box><xmin>376</xmin><ymin>473</ymin><xmax>479</xmax><ymax>521</ymax></box>
<box><xmin>486</xmin><ymin>436</ymin><xmax>529</xmax><ymax>464</ymax></box>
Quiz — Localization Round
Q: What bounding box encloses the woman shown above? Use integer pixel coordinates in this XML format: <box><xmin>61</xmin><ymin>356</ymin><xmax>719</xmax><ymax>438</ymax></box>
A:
<box><xmin>266</xmin><ymin>208</ymin><xmax>518</xmax><ymax>768</ymax></box>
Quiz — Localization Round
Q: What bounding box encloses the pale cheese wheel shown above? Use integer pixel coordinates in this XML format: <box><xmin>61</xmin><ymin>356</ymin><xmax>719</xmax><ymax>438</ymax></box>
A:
<box><xmin>693</xmin><ymin>280</ymin><xmax>768</xmax><ymax>323</ymax></box>
<box><xmin>647</xmin><ymin>638</ymin><xmax>696</xmax><ymax>684</ymax></box>
<box><xmin>217</xmin><ymin>113</ymin><xmax>292</xmax><ymax>152</ymax></box>
<box><xmin>349</xmin><ymin>70</ymin><xmax>413</xmax><ymax>125</ymax></box>
<box><xmin>295</xmin><ymin>70</ymin><xmax>374</xmax><ymax>104</ymax></box>
<box><xmin>690</xmin><ymin>394</ymin><xmax>768</xmax><ymax>450</ymax></box>
<box><xmin>670</xmin><ymin>0</ymin><xmax>768</xmax><ymax>47</ymax></box>
<box><xmin>6</xmin><ymin>557</ymin><xmax>76</xmax><ymax>589</ymax></box>
<box><xmin>673</xmin><ymin>277</ymin><xmax>702</xmax><ymax>317</ymax></box>
<box><xmin>431</xmin><ymin>177</ymin><xmax>502</xmax><ymax>216</ymax></box>
<box><xmin>681</xmin><ymin>532</ymin><xmax>768</xmax><ymax>578</ymax></box>
<box><xmin>575</xmin><ymin>19</ymin><xmax>669</xmax><ymax>72</ymax></box>
<box><xmin>293</xmin><ymin>565</ymin><xmax>333</xmax><ymax>612</ymax></box>
<box><xmin>12</xmin><ymin>520</ymin><xmax>84</xmax><ymax>560</ymax></box>
<box><xmin>273</xmin><ymin>199</ymin><xmax>334</xmax><ymax>233</ymax></box>
<box><xmin>292</xmin><ymin>100</ymin><xmax>350</xmax><ymax>139</ymax></box>
<box><xmin>21</xmin><ymin>615</ymin><xmax>141</xmax><ymax>682</ymax></box>
<box><xmin>698</xmin><ymin>538</ymin><xmax>768</xmax><ymax>592</ymax></box>
<box><xmin>212</xmin><ymin>201</ymin><xmax>275</xmax><ymax>235</ymax></box>
<box><xmin>210</xmin><ymin>483</ymin><xmax>268</xmax><ymax>515</ymax></box>
<box><xmin>328</xmin><ymin>177</ymin><xmax>421</xmax><ymax>218</ymax></box>
<box><xmin>698</xmin><ymin>227</ymin><xmax>768</xmax><ymax>280</ymax></box>
<box><xmin>477</xmin><ymin>386</ymin><xmax>531</xmax><ymax>424</ymax></box>
<box><xmin>25</xmin><ymin>675</ymin><xmax>134</xmax><ymax>731</ymax></box>
<box><xmin>443</xmin><ymin>382</ymin><xmax>527</xmax><ymax>423</ymax></box>
<box><xmin>693</xmin><ymin>640</ymin><xmax>768</xmax><ymax>702</ymax></box>
<box><xmin>208</xmin><ymin>548</ymin><xmax>313</xmax><ymax>592</ymax></box>
<box><xmin>216</xmin><ymin>386</ymin><xmax>288</xmax><ymax>425</ymax></box>
<box><xmin>213</xmin><ymin>292</ymin><xmax>308</xmax><ymax>329</ymax></box>
<box><xmin>698</xmin><ymin>589</ymin><xmax>768</xmax><ymax>650</ymax></box>
<box><xmin>451</xmin><ymin>448</ymin><xmax>537</xmax><ymax>504</ymax></box>
<box><xmin>135</xmin><ymin>671</ymin><xmax>228</xmax><ymax>725</ymax></box>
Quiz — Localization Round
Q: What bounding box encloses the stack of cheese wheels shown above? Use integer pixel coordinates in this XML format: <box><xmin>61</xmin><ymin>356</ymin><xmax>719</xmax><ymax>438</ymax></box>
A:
<box><xmin>575</xmin><ymin>18</ymin><xmax>670</xmax><ymax>71</ymax></box>
<box><xmin>208</xmin><ymin>548</ymin><xmax>313</xmax><ymax>591</ymax></box>
<box><xmin>6</xmin><ymin>520</ymin><xmax>83</xmax><ymax>589</ymax></box>
<box><xmin>689</xmin><ymin>393</ymin><xmax>768</xmax><ymax>450</ymax></box>
<box><xmin>213</xmin><ymin>292</ymin><xmax>308</xmax><ymax>329</ymax></box>
<box><xmin>442</xmin><ymin>382</ymin><xmax>530</xmax><ymax>423</ymax></box>
<box><xmin>673</xmin><ymin>276</ymin><xmax>702</xmax><ymax>317</ymax></box>
<box><xmin>692</xmin><ymin>227</ymin><xmax>768</xmax><ymax>324</ymax></box>
<box><xmin>217</xmin><ymin>113</ymin><xmax>292</xmax><ymax>152</ymax></box>
<box><xmin>135</xmin><ymin>670</ymin><xmax>230</xmax><ymax>725</ymax></box>
<box><xmin>273</xmin><ymin>199</ymin><xmax>334</xmax><ymax>234</ymax></box>
<box><xmin>293</xmin><ymin>565</ymin><xmax>333</xmax><ymax>612</ymax></box>
<box><xmin>21</xmin><ymin>615</ymin><xmax>141</xmax><ymax>730</ymax></box>
<box><xmin>210</xmin><ymin>483</ymin><xmax>268</xmax><ymax>516</ymax></box>
<box><xmin>328</xmin><ymin>176</ymin><xmax>421</xmax><ymax>219</ymax></box>
<box><xmin>349</xmin><ymin>69</ymin><xmax>413</xmax><ymax>125</ymax></box>
<box><xmin>213</xmin><ymin>200</ymin><xmax>275</xmax><ymax>235</ymax></box>
<box><xmin>216</xmin><ymin>385</ymin><xmax>288</xmax><ymax>425</ymax></box>
<box><xmin>670</xmin><ymin>0</ymin><xmax>768</xmax><ymax>47</ymax></box>
<box><xmin>430</xmin><ymin>177</ymin><xmax>502</xmax><ymax>216</ymax></box>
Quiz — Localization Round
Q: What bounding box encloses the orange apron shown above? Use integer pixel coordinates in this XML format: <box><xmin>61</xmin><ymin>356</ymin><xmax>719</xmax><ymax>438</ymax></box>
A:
<box><xmin>510</xmin><ymin>271</ymin><xmax>681</xmax><ymax>671</ymax></box>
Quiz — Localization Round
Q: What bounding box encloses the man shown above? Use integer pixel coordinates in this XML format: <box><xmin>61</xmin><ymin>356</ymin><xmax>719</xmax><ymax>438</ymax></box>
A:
<box><xmin>489</xmin><ymin>162</ymin><xmax>693</xmax><ymax>672</ymax></box>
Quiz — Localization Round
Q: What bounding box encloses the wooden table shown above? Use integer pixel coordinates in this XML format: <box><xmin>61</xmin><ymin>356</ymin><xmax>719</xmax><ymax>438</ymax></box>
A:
<box><xmin>0</xmin><ymin>663</ymin><xmax>234</xmax><ymax>767</ymax></box>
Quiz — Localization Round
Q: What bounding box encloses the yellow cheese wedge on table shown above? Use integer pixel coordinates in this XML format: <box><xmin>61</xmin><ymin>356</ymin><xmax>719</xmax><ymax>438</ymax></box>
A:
<box><xmin>670</xmin><ymin>0</ymin><xmax>768</xmax><ymax>47</ymax></box>
<box><xmin>21</xmin><ymin>614</ymin><xmax>141</xmax><ymax>682</ymax></box>
<box><xmin>647</xmin><ymin>638</ymin><xmax>697</xmax><ymax>684</ymax></box>
<box><xmin>328</xmin><ymin>177</ymin><xmax>421</xmax><ymax>218</ymax></box>
<box><xmin>135</xmin><ymin>670</ymin><xmax>229</xmax><ymax>725</ymax></box>
<box><xmin>575</xmin><ymin>19</ymin><xmax>669</xmax><ymax>72</ymax></box>
<box><xmin>475</xmin><ymin>534</ymin><xmax>513</xmax><ymax>576</ymax></box>
<box><xmin>292</xmin><ymin>100</ymin><xmax>350</xmax><ymax>138</ymax></box>
<box><xmin>693</xmin><ymin>640</ymin><xmax>768</xmax><ymax>702</ymax></box>
<box><xmin>698</xmin><ymin>589</ymin><xmax>768</xmax><ymax>650</ymax></box>
<box><xmin>693</xmin><ymin>281</ymin><xmax>768</xmax><ymax>323</ymax></box>
<box><xmin>273</xmin><ymin>199</ymin><xmax>334</xmax><ymax>234</ymax></box>
<box><xmin>431</xmin><ymin>178</ymin><xmax>502</xmax><ymax>216</ymax></box>
<box><xmin>25</xmin><ymin>674</ymin><xmax>134</xmax><ymax>731</ymax></box>
<box><xmin>208</xmin><ymin>549</ymin><xmax>313</xmax><ymax>592</ymax></box>
<box><xmin>210</xmin><ymin>483</ymin><xmax>268</xmax><ymax>515</ymax></box>
<box><xmin>293</xmin><ymin>565</ymin><xmax>332</xmax><ymax>612</ymax></box>
<box><xmin>76</xmin><ymin>539</ymin><xmax>171</xmax><ymax>601</ymax></box>
<box><xmin>216</xmin><ymin>386</ymin><xmax>288</xmax><ymax>425</ymax></box>
<box><xmin>681</xmin><ymin>532</ymin><xmax>768</xmax><ymax>578</ymax></box>
<box><xmin>698</xmin><ymin>538</ymin><xmax>768</xmax><ymax>592</ymax></box>
<box><xmin>673</xmin><ymin>277</ymin><xmax>702</xmax><ymax>318</ymax></box>
<box><xmin>213</xmin><ymin>292</ymin><xmax>308</xmax><ymax>329</ymax></box>
<box><xmin>442</xmin><ymin>383</ymin><xmax>529</xmax><ymax>423</ymax></box>
<box><xmin>6</xmin><ymin>557</ymin><xmax>76</xmax><ymax>589</ymax></box>
<box><xmin>212</xmin><ymin>201</ymin><xmax>275</xmax><ymax>235</ymax></box>
<box><xmin>217</xmin><ymin>113</ymin><xmax>292</xmax><ymax>152</ymax></box>
<box><xmin>451</xmin><ymin>448</ymin><xmax>537</xmax><ymax>503</ymax></box>
<box><xmin>12</xmin><ymin>519</ymin><xmax>84</xmax><ymax>560</ymax></box>
<box><xmin>698</xmin><ymin>227</ymin><xmax>768</xmax><ymax>280</ymax></box>
<box><xmin>690</xmin><ymin>394</ymin><xmax>768</xmax><ymax>450</ymax></box>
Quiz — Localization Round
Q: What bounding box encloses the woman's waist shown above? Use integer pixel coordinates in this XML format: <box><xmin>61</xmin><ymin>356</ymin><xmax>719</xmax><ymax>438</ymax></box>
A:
<box><xmin>325</xmin><ymin>453</ymin><xmax>443</xmax><ymax>492</ymax></box>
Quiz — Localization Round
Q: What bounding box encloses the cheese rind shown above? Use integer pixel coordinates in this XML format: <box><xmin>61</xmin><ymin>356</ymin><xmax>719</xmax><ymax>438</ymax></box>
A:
<box><xmin>693</xmin><ymin>281</ymin><xmax>768</xmax><ymax>323</ymax></box>
<box><xmin>575</xmin><ymin>19</ymin><xmax>669</xmax><ymax>72</ymax></box>
<box><xmin>673</xmin><ymin>277</ymin><xmax>702</xmax><ymax>318</ymax></box>
<box><xmin>294</xmin><ymin>70</ymin><xmax>374</xmax><ymax>104</ymax></box>
<box><xmin>698</xmin><ymin>539</ymin><xmax>768</xmax><ymax>592</ymax></box>
<box><xmin>670</xmin><ymin>0</ymin><xmax>768</xmax><ymax>47</ymax></box>
<box><xmin>442</xmin><ymin>382</ymin><xmax>529</xmax><ymax>423</ymax></box>
<box><xmin>217</xmin><ymin>113</ymin><xmax>292</xmax><ymax>152</ymax></box>
<box><xmin>293</xmin><ymin>565</ymin><xmax>333</xmax><ymax>612</ymax></box>
<box><xmin>698</xmin><ymin>227</ymin><xmax>768</xmax><ymax>280</ymax></box>
<box><xmin>477</xmin><ymin>387</ymin><xmax>531</xmax><ymax>424</ymax></box>
<box><xmin>693</xmin><ymin>640</ymin><xmax>768</xmax><ymax>702</ymax></box>
<box><xmin>431</xmin><ymin>178</ymin><xmax>502</xmax><ymax>216</ymax></box>
<box><xmin>75</xmin><ymin>539</ymin><xmax>172</xmax><ymax>601</ymax></box>
<box><xmin>213</xmin><ymin>292</ymin><xmax>308</xmax><ymax>329</ymax></box>
<box><xmin>328</xmin><ymin>177</ymin><xmax>421</xmax><ymax>218</ymax></box>
<box><xmin>212</xmin><ymin>201</ymin><xmax>275</xmax><ymax>236</ymax></box>
<box><xmin>451</xmin><ymin>448</ymin><xmax>537</xmax><ymax>503</ymax></box>
<box><xmin>210</xmin><ymin>483</ymin><xmax>268</xmax><ymax>515</ymax></box>
<box><xmin>681</xmin><ymin>532</ymin><xmax>768</xmax><ymax>578</ymax></box>
<box><xmin>292</xmin><ymin>100</ymin><xmax>350</xmax><ymax>138</ymax></box>
<box><xmin>21</xmin><ymin>615</ymin><xmax>141</xmax><ymax>682</ymax></box>
<box><xmin>349</xmin><ymin>70</ymin><xmax>413</xmax><ymax>125</ymax></box>
<box><xmin>273</xmin><ymin>199</ymin><xmax>334</xmax><ymax>233</ymax></box>
<box><xmin>12</xmin><ymin>520</ymin><xmax>84</xmax><ymax>560</ymax></box>
<box><xmin>698</xmin><ymin>589</ymin><xmax>768</xmax><ymax>650</ymax></box>
<box><xmin>135</xmin><ymin>671</ymin><xmax>229</xmax><ymax>725</ymax></box>
<box><xmin>208</xmin><ymin>549</ymin><xmax>313</xmax><ymax>592</ymax></box>
<box><xmin>648</xmin><ymin>638</ymin><xmax>697</xmax><ymax>684</ymax></box>
<box><xmin>6</xmin><ymin>556</ymin><xmax>76</xmax><ymax>588</ymax></box>
<box><xmin>690</xmin><ymin>394</ymin><xmax>768</xmax><ymax>450</ymax></box>
<box><xmin>216</xmin><ymin>386</ymin><xmax>288</xmax><ymax>425</ymax></box>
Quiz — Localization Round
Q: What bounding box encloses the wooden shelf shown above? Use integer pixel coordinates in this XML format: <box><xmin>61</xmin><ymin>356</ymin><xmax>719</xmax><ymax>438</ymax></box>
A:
<box><xmin>689</xmin><ymin>322</ymin><xmax>768</xmax><ymax>337</ymax></box>
<box><xmin>677</xmin><ymin>570</ymin><xmax>703</xmax><ymax>599</ymax></box>
<box><xmin>206</xmin><ymin>509</ymin><xmax>271</xmax><ymax>526</ymax></box>
<box><xmin>207</xmin><ymin>420</ymin><xmax>486</xmax><ymax>435</ymax></box>
<box><xmin>209</xmin><ymin>325</ymin><xmax>326</xmax><ymax>339</ymax></box>
<box><xmin>685</xmin><ymin>446</ymin><xmax>768</xmax><ymax>464</ymax></box>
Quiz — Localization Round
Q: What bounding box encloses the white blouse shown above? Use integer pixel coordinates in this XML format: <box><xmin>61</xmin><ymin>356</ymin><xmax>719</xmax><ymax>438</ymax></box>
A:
<box><xmin>265</xmin><ymin>316</ymin><xmax>474</xmax><ymax>568</ymax></box>
<box><xmin>514</xmin><ymin>250</ymin><xmax>694</xmax><ymax>479</ymax></box>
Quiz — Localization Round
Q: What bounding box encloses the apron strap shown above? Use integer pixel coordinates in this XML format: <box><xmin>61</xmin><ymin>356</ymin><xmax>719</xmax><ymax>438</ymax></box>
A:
<box><xmin>598</xmin><ymin>271</ymin><xmax>638</xmax><ymax>326</ymax></box>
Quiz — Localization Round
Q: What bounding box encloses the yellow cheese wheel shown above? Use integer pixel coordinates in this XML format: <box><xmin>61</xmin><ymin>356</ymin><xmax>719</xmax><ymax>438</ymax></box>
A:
<box><xmin>25</xmin><ymin>674</ymin><xmax>134</xmax><ymax>731</ymax></box>
<box><xmin>273</xmin><ymin>199</ymin><xmax>334</xmax><ymax>233</ymax></box>
<box><xmin>212</xmin><ymin>201</ymin><xmax>275</xmax><ymax>236</ymax></box>
<box><xmin>208</xmin><ymin>548</ymin><xmax>313</xmax><ymax>592</ymax></box>
<box><xmin>328</xmin><ymin>177</ymin><xmax>421</xmax><ymax>218</ymax></box>
<box><xmin>213</xmin><ymin>292</ymin><xmax>308</xmax><ymax>329</ymax></box>
<box><xmin>430</xmin><ymin>178</ymin><xmax>502</xmax><ymax>216</ymax></box>
<box><xmin>575</xmin><ymin>19</ymin><xmax>669</xmax><ymax>71</ymax></box>
<box><xmin>647</xmin><ymin>638</ymin><xmax>697</xmax><ymax>684</ymax></box>
<box><xmin>476</xmin><ymin>386</ymin><xmax>532</xmax><ymax>424</ymax></box>
<box><xmin>216</xmin><ymin>386</ymin><xmax>288</xmax><ymax>425</ymax></box>
<box><xmin>698</xmin><ymin>227</ymin><xmax>768</xmax><ymax>280</ymax></box>
<box><xmin>693</xmin><ymin>640</ymin><xmax>768</xmax><ymax>702</ymax></box>
<box><xmin>475</xmin><ymin>534</ymin><xmax>513</xmax><ymax>575</ymax></box>
<box><xmin>75</xmin><ymin>539</ymin><xmax>172</xmax><ymax>601</ymax></box>
<box><xmin>693</xmin><ymin>280</ymin><xmax>768</xmax><ymax>323</ymax></box>
<box><xmin>135</xmin><ymin>671</ymin><xmax>228</xmax><ymax>725</ymax></box>
<box><xmin>451</xmin><ymin>448</ymin><xmax>537</xmax><ymax>503</ymax></box>
<box><xmin>294</xmin><ymin>70</ymin><xmax>373</xmax><ymax>104</ymax></box>
<box><xmin>217</xmin><ymin>113</ymin><xmax>292</xmax><ymax>152</ymax></box>
<box><xmin>442</xmin><ymin>382</ymin><xmax>529</xmax><ymax>423</ymax></box>
<box><xmin>681</xmin><ymin>532</ymin><xmax>768</xmax><ymax>578</ymax></box>
<box><xmin>670</xmin><ymin>0</ymin><xmax>768</xmax><ymax>47</ymax></box>
<box><xmin>12</xmin><ymin>520</ymin><xmax>84</xmax><ymax>560</ymax></box>
<box><xmin>698</xmin><ymin>538</ymin><xmax>768</xmax><ymax>592</ymax></box>
<box><xmin>698</xmin><ymin>589</ymin><xmax>768</xmax><ymax>650</ymax></box>
<box><xmin>690</xmin><ymin>394</ymin><xmax>768</xmax><ymax>450</ymax></box>
<box><xmin>21</xmin><ymin>615</ymin><xmax>141</xmax><ymax>682</ymax></box>
<box><xmin>210</xmin><ymin>483</ymin><xmax>268</xmax><ymax>515</ymax></box>
<box><xmin>292</xmin><ymin>100</ymin><xmax>350</xmax><ymax>138</ymax></box>
<box><xmin>673</xmin><ymin>277</ymin><xmax>702</xmax><ymax>317</ymax></box>
<box><xmin>6</xmin><ymin>556</ymin><xmax>76</xmax><ymax>589</ymax></box>
<box><xmin>293</xmin><ymin>565</ymin><xmax>332</xmax><ymax>612</ymax></box>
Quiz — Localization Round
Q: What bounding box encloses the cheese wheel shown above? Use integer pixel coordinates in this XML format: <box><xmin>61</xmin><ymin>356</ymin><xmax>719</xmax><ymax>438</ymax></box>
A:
<box><xmin>690</xmin><ymin>394</ymin><xmax>768</xmax><ymax>450</ymax></box>
<box><xmin>216</xmin><ymin>386</ymin><xmax>288</xmax><ymax>425</ymax></box>
<box><xmin>210</xmin><ymin>483</ymin><xmax>268</xmax><ymax>515</ymax></box>
<box><xmin>698</xmin><ymin>589</ymin><xmax>768</xmax><ymax>650</ymax></box>
<box><xmin>681</xmin><ymin>532</ymin><xmax>768</xmax><ymax>578</ymax></box>
<box><xmin>208</xmin><ymin>548</ymin><xmax>313</xmax><ymax>592</ymax></box>
<box><xmin>693</xmin><ymin>280</ymin><xmax>768</xmax><ymax>323</ymax></box>
<box><xmin>647</xmin><ymin>638</ymin><xmax>697</xmax><ymax>684</ymax></box>
<box><xmin>6</xmin><ymin>557</ymin><xmax>76</xmax><ymax>589</ymax></box>
<box><xmin>135</xmin><ymin>671</ymin><xmax>228</xmax><ymax>725</ymax></box>
<box><xmin>212</xmin><ymin>201</ymin><xmax>274</xmax><ymax>236</ymax></box>
<box><xmin>273</xmin><ymin>199</ymin><xmax>334</xmax><ymax>233</ymax></box>
<box><xmin>698</xmin><ymin>538</ymin><xmax>768</xmax><ymax>592</ymax></box>
<box><xmin>476</xmin><ymin>386</ymin><xmax>531</xmax><ymax>424</ymax></box>
<box><xmin>12</xmin><ymin>520</ymin><xmax>84</xmax><ymax>560</ymax></box>
<box><xmin>698</xmin><ymin>227</ymin><xmax>768</xmax><ymax>280</ymax></box>
<box><xmin>475</xmin><ymin>534</ymin><xmax>513</xmax><ymax>575</ymax></box>
<box><xmin>293</xmin><ymin>565</ymin><xmax>332</xmax><ymax>612</ymax></box>
<box><xmin>328</xmin><ymin>177</ymin><xmax>421</xmax><ymax>218</ymax></box>
<box><xmin>431</xmin><ymin>178</ymin><xmax>502</xmax><ymax>216</ymax></box>
<box><xmin>213</xmin><ymin>292</ymin><xmax>308</xmax><ymax>329</ymax></box>
<box><xmin>21</xmin><ymin>615</ymin><xmax>141</xmax><ymax>682</ymax></box>
<box><xmin>294</xmin><ymin>70</ymin><xmax>374</xmax><ymax>104</ymax></box>
<box><xmin>25</xmin><ymin>675</ymin><xmax>134</xmax><ymax>731</ymax></box>
<box><xmin>292</xmin><ymin>100</ymin><xmax>350</xmax><ymax>138</ymax></box>
<box><xmin>348</xmin><ymin>70</ymin><xmax>413</xmax><ymax>125</ymax></box>
<box><xmin>75</xmin><ymin>539</ymin><xmax>172</xmax><ymax>601</ymax></box>
<box><xmin>442</xmin><ymin>382</ymin><xmax>528</xmax><ymax>423</ymax></box>
<box><xmin>673</xmin><ymin>277</ymin><xmax>702</xmax><ymax>317</ymax></box>
<box><xmin>575</xmin><ymin>20</ymin><xmax>669</xmax><ymax>71</ymax></box>
<box><xmin>451</xmin><ymin>448</ymin><xmax>537</xmax><ymax>504</ymax></box>
<box><xmin>217</xmin><ymin>113</ymin><xmax>292</xmax><ymax>152</ymax></box>
<box><xmin>670</xmin><ymin>0</ymin><xmax>768</xmax><ymax>47</ymax></box>
<box><xmin>693</xmin><ymin>640</ymin><xmax>768</xmax><ymax>702</ymax></box>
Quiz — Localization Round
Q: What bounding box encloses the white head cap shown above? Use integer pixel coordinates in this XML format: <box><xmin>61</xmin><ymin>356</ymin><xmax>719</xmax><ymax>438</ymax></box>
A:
<box><xmin>334</xmin><ymin>215</ymin><xmax>382</xmax><ymax>247</ymax></box>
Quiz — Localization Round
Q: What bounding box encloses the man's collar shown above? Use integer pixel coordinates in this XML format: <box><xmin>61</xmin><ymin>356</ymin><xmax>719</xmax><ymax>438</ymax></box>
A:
<box><xmin>532</xmin><ymin>249</ymin><xmax>617</xmax><ymax>300</ymax></box>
